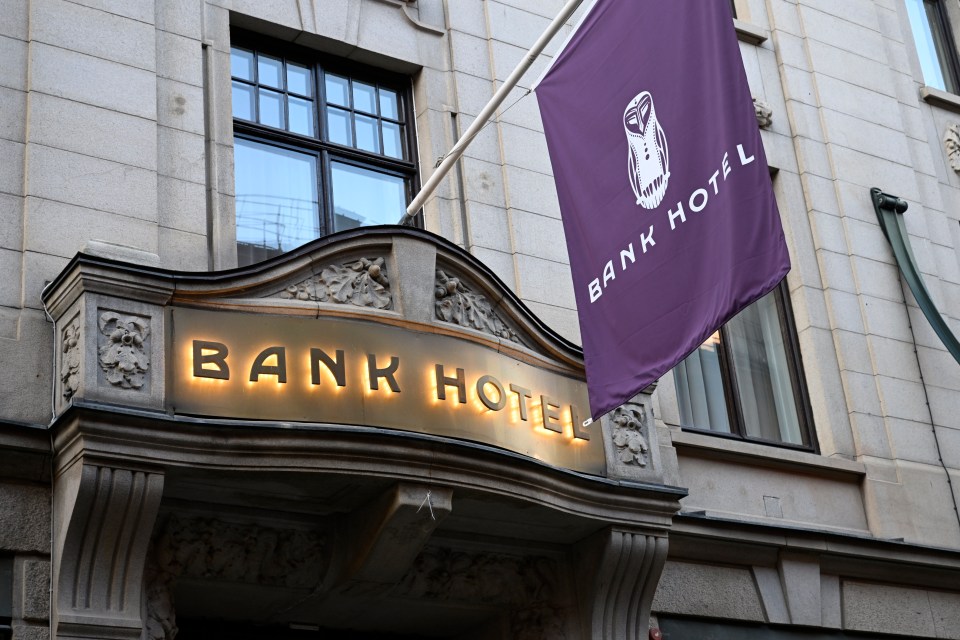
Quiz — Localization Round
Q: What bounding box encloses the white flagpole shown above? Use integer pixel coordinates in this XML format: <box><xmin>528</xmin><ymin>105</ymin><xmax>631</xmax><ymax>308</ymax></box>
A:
<box><xmin>398</xmin><ymin>0</ymin><xmax>586</xmax><ymax>226</ymax></box>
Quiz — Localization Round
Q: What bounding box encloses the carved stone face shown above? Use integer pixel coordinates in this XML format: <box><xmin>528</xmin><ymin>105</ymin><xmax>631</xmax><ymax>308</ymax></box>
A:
<box><xmin>624</xmin><ymin>91</ymin><xmax>670</xmax><ymax>210</ymax></box>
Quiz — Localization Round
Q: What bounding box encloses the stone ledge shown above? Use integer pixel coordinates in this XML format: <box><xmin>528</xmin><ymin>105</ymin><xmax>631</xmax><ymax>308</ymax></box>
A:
<box><xmin>670</xmin><ymin>429</ymin><xmax>865</xmax><ymax>478</ymax></box>
<box><xmin>734</xmin><ymin>18</ymin><xmax>768</xmax><ymax>46</ymax></box>
<box><xmin>921</xmin><ymin>85</ymin><xmax>960</xmax><ymax>113</ymax></box>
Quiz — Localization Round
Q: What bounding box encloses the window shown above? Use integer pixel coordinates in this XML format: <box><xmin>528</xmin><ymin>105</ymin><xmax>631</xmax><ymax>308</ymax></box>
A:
<box><xmin>672</xmin><ymin>285</ymin><xmax>814</xmax><ymax>448</ymax></box>
<box><xmin>230</xmin><ymin>34</ymin><xmax>418</xmax><ymax>266</ymax></box>
<box><xmin>906</xmin><ymin>0</ymin><xmax>960</xmax><ymax>93</ymax></box>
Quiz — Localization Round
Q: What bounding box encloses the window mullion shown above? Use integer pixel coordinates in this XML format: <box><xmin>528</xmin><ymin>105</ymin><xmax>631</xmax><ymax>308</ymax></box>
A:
<box><xmin>716</xmin><ymin>325</ymin><xmax>746</xmax><ymax>438</ymax></box>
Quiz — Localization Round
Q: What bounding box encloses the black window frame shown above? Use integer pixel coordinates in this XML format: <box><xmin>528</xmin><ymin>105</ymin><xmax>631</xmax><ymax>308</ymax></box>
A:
<box><xmin>908</xmin><ymin>0</ymin><xmax>960</xmax><ymax>94</ymax></box>
<box><xmin>230</xmin><ymin>30</ymin><xmax>421</xmax><ymax>264</ymax></box>
<box><xmin>674</xmin><ymin>282</ymin><xmax>818</xmax><ymax>453</ymax></box>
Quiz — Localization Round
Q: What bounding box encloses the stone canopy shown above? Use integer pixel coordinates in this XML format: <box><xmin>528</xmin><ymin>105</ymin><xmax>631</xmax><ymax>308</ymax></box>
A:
<box><xmin>41</xmin><ymin>226</ymin><xmax>685</xmax><ymax>640</ymax></box>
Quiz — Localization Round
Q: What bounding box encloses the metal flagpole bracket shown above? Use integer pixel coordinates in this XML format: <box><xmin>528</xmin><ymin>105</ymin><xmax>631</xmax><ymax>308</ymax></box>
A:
<box><xmin>870</xmin><ymin>187</ymin><xmax>960</xmax><ymax>365</ymax></box>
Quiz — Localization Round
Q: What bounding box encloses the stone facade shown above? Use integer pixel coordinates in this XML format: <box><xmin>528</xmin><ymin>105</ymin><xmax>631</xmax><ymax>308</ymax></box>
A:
<box><xmin>1</xmin><ymin>0</ymin><xmax>960</xmax><ymax>639</ymax></box>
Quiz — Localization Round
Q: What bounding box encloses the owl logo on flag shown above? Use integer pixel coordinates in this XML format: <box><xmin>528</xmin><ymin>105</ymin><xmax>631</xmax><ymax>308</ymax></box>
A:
<box><xmin>624</xmin><ymin>91</ymin><xmax>669</xmax><ymax>209</ymax></box>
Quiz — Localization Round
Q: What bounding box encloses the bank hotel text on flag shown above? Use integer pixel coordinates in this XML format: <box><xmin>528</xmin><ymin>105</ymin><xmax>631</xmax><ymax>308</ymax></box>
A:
<box><xmin>535</xmin><ymin>0</ymin><xmax>791</xmax><ymax>420</ymax></box>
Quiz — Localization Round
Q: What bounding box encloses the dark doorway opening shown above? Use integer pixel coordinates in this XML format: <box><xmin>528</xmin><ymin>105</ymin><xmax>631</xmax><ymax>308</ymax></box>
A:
<box><xmin>177</xmin><ymin>619</ymin><xmax>438</xmax><ymax>640</ymax></box>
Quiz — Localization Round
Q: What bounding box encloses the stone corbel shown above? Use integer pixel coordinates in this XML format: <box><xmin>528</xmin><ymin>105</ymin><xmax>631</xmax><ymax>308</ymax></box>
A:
<box><xmin>574</xmin><ymin>528</ymin><xmax>669</xmax><ymax>640</ymax></box>
<box><xmin>334</xmin><ymin>483</ymin><xmax>453</xmax><ymax>592</ymax></box>
<box><xmin>52</xmin><ymin>462</ymin><xmax>164</xmax><ymax>640</ymax></box>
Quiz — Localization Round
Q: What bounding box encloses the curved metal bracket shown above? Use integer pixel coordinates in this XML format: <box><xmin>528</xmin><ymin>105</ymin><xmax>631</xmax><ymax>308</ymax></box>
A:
<box><xmin>870</xmin><ymin>187</ymin><xmax>960</xmax><ymax>364</ymax></box>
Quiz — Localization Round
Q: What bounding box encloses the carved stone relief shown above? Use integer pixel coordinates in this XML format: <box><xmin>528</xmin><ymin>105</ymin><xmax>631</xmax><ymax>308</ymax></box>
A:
<box><xmin>279</xmin><ymin>257</ymin><xmax>392</xmax><ymax>309</ymax></box>
<box><xmin>143</xmin><ymin>514</ymin><xmax>328</xmax><ymax>640</ymax></box>
<box><xmin>945</xmin><ymin>124</ymin><xmax>960</xmax><ymax>172</ymax></box>
<box><xmin>434</xmin><ymin>269</ymin><xmax>521</xmax><ymax>343</ymax></box>
<box><xmin>753</xmin><ymin>98</ymin><xmax>773</xmax><ymax>129</ymax></box>
<box><xmin>154</xmin><ymin>514</ymin><xmax>327</xmax><ymax>587</ymax></box>
<box><xmin>611</xmin><ymin>404</ymin><xmax>650</xmax><ymax>467</ymax></box>
<box><xmin>97</xmin><ymin>311</ymin><xmax>150</xmax><ymax>390</ymax></box>
<box><xmin>398</xmin><ymin>547</ymin><xmax>567</xmax><ymax>639</ymax></box>
<box><xmin>61</xmin><ymin>317</ymin><xmax>81</xmax><ymax>399</ymax></box>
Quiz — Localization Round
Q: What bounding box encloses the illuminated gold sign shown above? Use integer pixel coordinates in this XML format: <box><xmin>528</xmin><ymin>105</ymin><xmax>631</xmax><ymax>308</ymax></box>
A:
<box><xmin>169</xmin><ymin>308</ymin><xmax>604</xmax><ymax>474</ymax></box>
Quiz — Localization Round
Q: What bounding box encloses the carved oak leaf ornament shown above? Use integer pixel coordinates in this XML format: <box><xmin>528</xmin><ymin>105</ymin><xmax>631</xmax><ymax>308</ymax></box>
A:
<box><xmin>279</xmin><ymin>257</ymin><xmax>392</xmax><ymax>309</ymax></box>
<box><xmin>611</xmin><ymin>405</ymin><xmax>649</xmax><ymax>467</ymax></box>
<box><xmin>945</xmin><ymin>123</ymin><xmax>960</xmax><ymax>172</ymax></box>
<box><xmin>97</xmin><ymin>312</ymin><xmax>150</xmax><ymax>389</ymax></box>
<box><xmin>324</xmin><ymin>257</ymin><xmax>391</xmax><ymax>308</ymax></box>
<box><xmin>434</xmin><ymin>269</ymin><xmax>520</xmax><ymax>342</ymax></box>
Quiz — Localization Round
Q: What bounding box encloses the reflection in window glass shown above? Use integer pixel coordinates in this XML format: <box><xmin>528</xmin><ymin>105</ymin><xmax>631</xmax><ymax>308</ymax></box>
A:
<box><xmin>258</xmin><ymin>89</ymin><xmax>285</xmax><ymax>129</ymax></box>
<box><xmin>325</xmin><ymin>74</ymin><xmax>350</xmax><ymax>106</ymax></box>
<box><xmin>355</xmin><ymin>114</ymin><xmax>380</xmax><ymax>154</ymax></box>
<box><xmin>234</xmin><ymin>139</ymin><xmax>320</xmax><ymax>266</ymax></box>
<box><xmin>327</xmin><ymin>107</ymin><xmax>353</xmax><ymax>146</ymax></box>
<box><xmin>379</xmin><ymin>88</ymin><xmax>399</xmax><ymax>120</ymax></box>
<box><xmin>382</xmin><ymin>121</ymin><xmax>402</xmax><ymax>159</ymax></box>
<box><xmin>353</xmin><ymin>81</ymin><xmax>378</xmax><ymax>114</ymax></box>
<box><xmin>288</xmin><ymin>97</ymin><xmax>314</xmax><ymax>136</ymax></box>
<box><xmin>257</xmin><ymin>55</ymin><xmax>283</xmax><ymax>89</ymax></box>
<box><xmin>231</xmin><ymin>48</ymin><xmax>255</xmax><ymax>81</ymax></box>
<box><xmin>232</xmin><ymin>81</ymin><xmax>255</xmax><ymax>121</ymax></box>
<box><xmin>287</xmin><ymin>63</ymin><xmax>311</xmax><ymax>96</ymax></box>
<box><xmin>330</xmin><ymin>162</ymin><xmax>405</xmax><ymax>231</ymax></box>
<box><xmin>906</xmin><ymin>0</ymin><xmax>959</xmax><ymax>93</ymax></box>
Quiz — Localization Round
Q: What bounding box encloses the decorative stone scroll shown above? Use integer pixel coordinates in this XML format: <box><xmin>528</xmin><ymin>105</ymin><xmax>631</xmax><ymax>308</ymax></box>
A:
<box><xmin>611</xmin><ymin>404</ymin><xmax>650</xmax><ymax>467</ymax></box>
<box><xmin>434</xmin><ymin>269</ymin><xmax>520</xmax><ymax>343</ymax></box>
<box><xmin>279</xmin><ymin>256</ymin><xmax>392</xmax><ymax>309</ymax></box>
<box><xmin>945</xmin><ymin>124</ymin><xmax>960</xmax><ymax>172</ymax></box>
<box><xmin>54</xmin><ymin>464</ymin><xmax>165</xmax><ymax>640</ymax></box>
<box><xmin>97</xmin><ymin>311</ymin><xmax>150</xmax><ymax>390</ymax></box>
<box><xmin>61</xmin><ymin>317</ymin><xmax>81</xmax><ymax>399</ymax></box>
<box><xmin>753</xmin><ymin>98</ymin><xmax>773</xmax><ymax>129</ymax></box>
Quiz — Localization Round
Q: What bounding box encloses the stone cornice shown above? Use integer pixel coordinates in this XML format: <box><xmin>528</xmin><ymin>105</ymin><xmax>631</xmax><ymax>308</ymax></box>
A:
<box><xmin>52</xmin><ymin>402</ymin><xmax>687</xmax><ymax>531</ymax></box>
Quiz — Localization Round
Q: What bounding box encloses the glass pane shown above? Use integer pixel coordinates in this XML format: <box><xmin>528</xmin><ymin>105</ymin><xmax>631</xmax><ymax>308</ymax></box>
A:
<box><xmin>353</xmin><ymin>81</ymin><xmax>377</xmax><ymax>114</ymax></box>
<box><xmin>288</xmin><ymin>97</ymin><xmax>314</xmax><ymax>136</ymax></box>
<box><xmin>379</xmin><ymin>88</ymin><xmax>399</xmax><ymax>120</ymax></box>
<box><xmin>906</xmin><ymin>0</ymin><xmax>955</xmax><ymax>92</ymax></box>
<box><xmin>257</xmin><ymin>54</ymin><xmax>283</xmax><ymax>89</ymax></box>
<box><xmin>258</xmin><ymin>89</ymin><xmax>285</xmax><ymax>129</ymax></box>
<box><xmin>330</xmin><ymin>162</ymin><xmax>405</xmax><ymax>231</ymax></box>
<box><xmin>355</xmin><ymin>114</ymin><xmax>380</xmax><ymax>153</ymax></box>
<box><xmin>327</xmin><ymin>107</ymin><xmax>353</xmax><ymax>146</ymax></box>
<box><xmin>726</xmin><ymin>292</ymin><xmax>804</xmax><ymax>445</ymax></box>
<box><xmin>382</xmin><ymin>121</ymin><xmax>402</xmax><ymax>159</ymax></box>
<box><xmin>230</xmin><ymin>47</ymin><xmax>254</xmax><ymax>81</ymax></box>
<box><xmin>673</xmin><ymin>332</ymin><xmax>731</xmax><ymax>434</ymax></box>
<box><xmin>234</xmin><ymin>139</ymin><xmax>320</xmax><ymax>266</ymax></box>
<box><xmin>325</xmin><ymin>74</ymin><xmax>350</xmax><ymax>107</ymax></box>
<box><xmin>232</xmin><ymin>81</ymin><xmax>255</xmax><ymax>121</ymax></box>
<box><xmin>287</xmin><ymin>62</ymin><xmax>311</xmax><ymax>96</ymax></box>
<box><xmin>924</xmin><ymin>0</ymin><xmax>959</xmax><ymax>93</ymax></box>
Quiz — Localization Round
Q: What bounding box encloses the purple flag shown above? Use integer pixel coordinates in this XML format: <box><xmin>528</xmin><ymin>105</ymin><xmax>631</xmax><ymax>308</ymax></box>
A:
<box><xmin>535</xmin><ymin>0</ymin><xmax>790</xmax><ymax>419</ymax></box>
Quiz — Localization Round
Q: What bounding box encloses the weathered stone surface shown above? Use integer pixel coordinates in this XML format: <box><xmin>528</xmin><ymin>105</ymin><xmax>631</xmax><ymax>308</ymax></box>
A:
<box><xmin>18</xmin><ymin>557</ymin><xmax>51</xmax><ymax>622</ymax></box>
<box><xmin>652</xmin><ymin>561</ymin><xmax>765</xmax><ymax>621</ymax></box>
<box><xmin>0</xmin><ymin>483</ymin><xmax>50</xmax><ymax>553</ymax></box>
